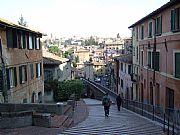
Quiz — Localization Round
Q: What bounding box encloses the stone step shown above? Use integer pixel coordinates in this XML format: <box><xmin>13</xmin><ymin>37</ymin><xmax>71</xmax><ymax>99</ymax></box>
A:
<box><xmin>51</xmin><ymin>115</ymin><xmax>68</xmax><ymax>128</ymax></box>
<box><xmin>63</xmin><ymin>117</ymin><xmax>74</xmax><ymax>128</ymax></box>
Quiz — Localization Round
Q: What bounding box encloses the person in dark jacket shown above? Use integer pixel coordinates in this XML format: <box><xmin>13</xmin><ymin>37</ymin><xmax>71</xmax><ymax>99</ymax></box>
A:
<box><xmin>116</xmin><ymin>94</ymin><xmax>122</xmax><ymax>111</ymax></box>
<box><xmin>102</xmin><ymin>93</ymin><xmax>111</xmax><ymax>117</ymax></box>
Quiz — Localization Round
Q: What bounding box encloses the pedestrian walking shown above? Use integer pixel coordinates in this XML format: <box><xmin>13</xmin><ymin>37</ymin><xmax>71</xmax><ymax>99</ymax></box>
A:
<box><xmin>102</xmin><ymin>93</ymin><xmax>111</xmax><ymax>117</ymax></box>
<box><xmin>116</xmin><ymin>94</ymin><xmax>122</xmax><ymax>111</ymax></box>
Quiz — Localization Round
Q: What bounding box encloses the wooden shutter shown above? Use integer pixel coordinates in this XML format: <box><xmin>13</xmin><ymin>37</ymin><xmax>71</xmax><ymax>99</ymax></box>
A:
<box><xmin>34</xmin><ymin>36</ymin><xmax>37</xmax><ymax>49</ymax></box>
<box><xmin>19</xmin><ymin>66</ymin><xmax>22</xmax><ymax>84</ymax></box>
<box><xmin>13</xmin><ymin>67</ymin><xmax>17</xmax><ymax>86</ymax></box>
<box><xmin>175</xmin><ymin>53</ymin><xmax>180</xmax><ymax>78</ymax></box>
<box><xmin>32</xmin><ymin>35</ymin><xmax>35</xmax><ymax>49</ymax></box>
<box><xmin>171</xmin><ymin>10</ymin><xmax>175</xmax><ymax>31</ymax></box>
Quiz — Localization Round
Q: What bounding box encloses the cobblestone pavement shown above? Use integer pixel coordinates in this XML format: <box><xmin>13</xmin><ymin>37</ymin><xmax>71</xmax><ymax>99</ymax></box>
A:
<box><xmin>60</xmin><ymin>98</ymin><xmax>165</xmax><ymax>135</ymax></box>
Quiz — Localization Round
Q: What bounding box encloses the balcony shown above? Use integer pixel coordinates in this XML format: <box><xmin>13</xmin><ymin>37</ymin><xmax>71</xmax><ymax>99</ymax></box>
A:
<box><xmin>131</xmin><ymin>73</ymin><xmax>139</xmax><ymax>83</ymax></box>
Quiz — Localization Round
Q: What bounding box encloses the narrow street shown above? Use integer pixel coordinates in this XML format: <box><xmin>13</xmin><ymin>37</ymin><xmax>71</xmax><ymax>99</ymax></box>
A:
<box><xmin>60</xmin><ymin>98</ymin><xmax>164</xmax><ymax>135</ymax></box>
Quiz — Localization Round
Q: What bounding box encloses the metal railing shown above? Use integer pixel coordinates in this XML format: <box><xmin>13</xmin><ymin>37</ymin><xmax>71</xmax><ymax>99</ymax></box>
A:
<box><xmin>122</xmin><ymin>99</ymin><xmax>180</xmax><ymax>135</ymax></box>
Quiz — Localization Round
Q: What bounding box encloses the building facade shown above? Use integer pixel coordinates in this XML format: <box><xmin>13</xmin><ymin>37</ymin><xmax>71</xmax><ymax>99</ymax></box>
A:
<box><xmin>129</xmin><ymin>0</ymin><xmax>180</xmax><ymax>109</ymax></box>
<box><xmin>0</xmin><ymin>18</ymin><xmax>43</xmax><ymax>103</ymax></box>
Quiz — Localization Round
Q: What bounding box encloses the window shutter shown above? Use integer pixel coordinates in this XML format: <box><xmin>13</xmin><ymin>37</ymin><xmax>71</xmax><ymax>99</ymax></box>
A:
<box><xmin>25</xmin><ymin>65</ymin><xmax>27</xmax><ymax>81</ymax></box>
<box><xmin>171</xmin><ymin>10</ymin><xmax>175</xmax><ymax>31</ymax></box>
<box><xmin>6</xmin><ymin>69</ymin><xmax>10</xmax><ymax>90</ymax></box>
<box><xmin>175</xmin><ymin>53</ymin><xmax>180</xmax><ymax>78</ymax></box>
<box><xmin>19</xmin><ymin>66</ymin><xmax>22</xmax><ymax>84</ymax></box>
<box><xmin>23</xmin><ymin>32</ymin><xmax>26</xmax><ymax>49</ymax></box>
<box><xmin>12</xmin><ymin>29</ymin><xmax>17</xmax><ymax>48</ymax></box>
<box><xmin>35</xmin><ymin>36</ymin><xmax>37</xmax><ymax>49</ymax></box>
<box><xmin>27</xmin><ymin>34</ymin><xmax>29</xmax><ymax>49</ymax></box>
<box><xmin>39</xmin><ymin>38</ymin><xmax>41</xmax><ymax>50</ymax></box>
<box><xmin>30</xmin><ymin>64</ymin><xmax>34</xmax><ymax>80</ymax></box>
<box><xmin>6</xmin><ymin>28</ymin><xmax>13</xmax><ymax>48</ymax></box>
<box><xmin>32</xmin><ymin>35</ymin><xmax>34</xmax><ymax>49</ymax></box>
<box><xmin>152</xmin><ymin>52</ymin><xmax>160</xmax><ymax>71</ymax></box>
<box><xmin>40</xmin><ymin>62</ymin><xmax>42</xmax><ymax>76</ymax></box>
<box><xmin>160</xmin><ymin>16</ymin><xmax>162</xmax><ymax>34</ymax></box>
<box><xmin>36</xmin><ymin>63</ymin><xmax>38</xmax><ymax>78</ymax></box>
<box><xmin>13</xmin><ymin>67</ymin><xmax>17</xmax><ymax>86</ymax></box>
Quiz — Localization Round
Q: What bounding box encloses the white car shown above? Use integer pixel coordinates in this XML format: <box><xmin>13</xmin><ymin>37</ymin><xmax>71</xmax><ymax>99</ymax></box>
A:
<box><xmin>95</xmin><ymin>77</ymin><xmax>101</xmax><ymax>82</ymax></box>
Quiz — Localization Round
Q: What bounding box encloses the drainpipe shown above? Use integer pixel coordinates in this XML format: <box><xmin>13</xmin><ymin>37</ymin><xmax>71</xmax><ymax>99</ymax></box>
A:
<box><xmin>153</xmin><ymin>19</ymin><xmax>156</xmax><ymax>86</ymax></box>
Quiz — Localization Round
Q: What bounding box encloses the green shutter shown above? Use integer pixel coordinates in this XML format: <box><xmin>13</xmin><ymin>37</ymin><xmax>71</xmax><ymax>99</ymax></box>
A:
<box><xmin>6</xmin><ymin>69</ymin><xmax>10</xmax><ymax>90</ymax></box>
<box><xmin>12</xmin><ymin>29</ymin><xmax>17</xmax><ymax>48</ymax></box>
<box><xmin>36</xmin><ymin>63</ymin><xmax>38</xmax><ymax>78</ymax></box>
<box><xmin>175</xmin><ymin>53</ymin><xmax>180</xmax><ymax>78</ymax></box>
<box><xmin>171</xmin><ymin>10</ymin><xmax>175</xmax><ymax>31</ymax></box>
<box><xmin>23</xmin><ymin>32</ymin><xmax>26</xmax><ymax>49</ymax></box>
<box><xmin>152</xmin><ymin>52</ymin><xmax>160</xmax><ymax>71</ymax></box>
<box><xmin>160</xmin><ymin>16</ymin><xmax>162</xmax><ymax>34</ymax></box>
<box><xmin>40</xmin><ymin>62</ymin><xmax>42</xmax><ymax>76</ymax></box>
<box><xmin>25</xmin><ymin>65</ymin><xmax>27</xmax><ymax>81</ymax></box>
<box><xmin>13</xmin><ymin>67</ymin><xmax>17</xmax><ymax>86</ymax></box>
<box><xmin>6</xmin><ymin>28</ymin><xmax>13</xmax><ymax>48</ymax></box>
<box><xmin>19</xmin><ymin>66</ymin><xmax>22</xmax><ymax>84</ymax></box>
<box><xmin>30</xmin><ymin>64</ymin><xmax>34</xmax><ymax>80</ymax></box>
<box><xmin>35</xmin><ymin>36</ymin><xmax>37</xmax><ymax>49</ymax></box>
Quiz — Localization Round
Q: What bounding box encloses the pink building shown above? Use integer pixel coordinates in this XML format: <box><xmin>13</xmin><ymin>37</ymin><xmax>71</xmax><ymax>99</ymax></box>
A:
<box><xmin>129</xmin><ymin>0</ymin><xmax>180</xmax><ymax>110</ymax></box>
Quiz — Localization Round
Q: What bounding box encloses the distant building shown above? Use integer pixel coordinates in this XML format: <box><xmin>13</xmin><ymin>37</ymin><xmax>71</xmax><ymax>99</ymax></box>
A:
<box><xmin>0</xmin><ymin>18</ymin><xmax>43</xmax><ymax>103</ymax></box>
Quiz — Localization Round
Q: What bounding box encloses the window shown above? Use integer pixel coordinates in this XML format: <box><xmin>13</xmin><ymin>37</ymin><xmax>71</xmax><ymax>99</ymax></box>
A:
<box><xmin>6</xmin><ymin>67</ymin><xmax>17</xmax><ymax>89</ymax></box>
<box><xmin>136</xmin><ymin>27</ymin><xmax>138</xmax><ymax>40</ymax></box>
<box><xmin>175</xmin><ymin>52</ymin><xmax>180</xmax><ymax>79</ymax></box>
<box><xmin>148</xmin><ymin>51</ymin><xmax>160</xmax><ymax>71</ymax></box>
<box><xmin>30</xmin><ymin>64</ymin><xmax>34</xmax><ymax>80</ymax></box>
<box><xmin>141</xmin><ymin>51</ymin><xmax>144</xmax><ymax>66</ymax></box>
<box><xmin>141</xmin><ymin>25</ymin><xmax>144</xmax><ymax>39</ymax></box>
<box><xmin>171</xmin><ymin>7</ymin><xmax>180</xmax><ymax>32</ymax></box>
<box><xmin>6</xmin><ymin>28</ymin><xmax>18</xmax><ymax>48</ymax></box>
<box><xmin>148</xmin><ymin>51</ymin><xmax>152</xmax><ymax>68</ymax></box>
<box><xmin>152</xmin><ymin>52</ymin><xmax>160</xmax><ymax>71</ymax></box>
<box><xmin>155</xmin><ymin>16</ymin><xmax>162</xmax><ymax>35</ymax></box>
<box><xmin>148</xmin><ymin>21</ymin><xmax>153</xmax><ymax>37</ymax></box>
<box><xmin>136</xmin><ymin>47</ymin><xmax>138</xmax><ymax>61</ymax></box>
<box><xmin>128</xmin><ymin>65</ymin><xmax>132</xmax><ymax>74</ymax></box>
<box><xmin>121</xmin><ymin>63</ymin><xmax>123</xmax><ymax>71</ymax></box>
<box><xmin>121</xmin><ymin>79</ymin><xmax>123</xmax><ymax>89</ymax></box>
<box><xmin>28</xmin><ymin>34</ymin><xmax>34</xmax><ymax>49</ymax></box>
<box><xmin>17</xmin><ymin>31</ymin><xmax>23</xmax><ymax>49</ymax></box>
<box><xmin>36</xmin><ymin>37</ymin><xmax>40</xmax><ymax>49</ymax></box>
<box><xmin>19</xmin><ymin>65</ymin><xmax>27</xmax><ymax>84</ymax></box>
<box><xmin>36</xmin><ymin>62</ymin><xmax>42</xmax><ymax>78</ymax></box>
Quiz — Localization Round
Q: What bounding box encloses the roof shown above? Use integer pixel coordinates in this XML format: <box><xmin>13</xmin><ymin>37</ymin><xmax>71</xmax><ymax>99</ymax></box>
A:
<box><xmin>129</xmin><ymin>0</ymin><xmax>180</xmax><ymax>28</ymax></box>
<box><xmin>114</xmin><ymin>54</ymin><xmax>132</xmax><ymax>64</ymax></box>
<box><xmin>0</xmin><ymin>17</ymin><xmax>42</xmax><ymax>36</ymax></box>
<box><xmin>43</xmin><ymin>57</ymin><xmax>62</xmax><ymax>65</ymax></box>
<box><xmin>43</xmin><ymin>50</ymin><xmax>70</xmax><ymax>63</ymax></box>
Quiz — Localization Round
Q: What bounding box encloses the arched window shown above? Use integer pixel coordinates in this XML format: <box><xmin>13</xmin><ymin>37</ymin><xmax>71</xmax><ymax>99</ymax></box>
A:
<box><xmin>32</xmin><ymin>92</ymin><xmax>36</xmax><ymax>103</ymax></box>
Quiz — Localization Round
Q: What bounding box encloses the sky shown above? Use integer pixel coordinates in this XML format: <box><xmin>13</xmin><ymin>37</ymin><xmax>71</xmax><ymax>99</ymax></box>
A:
<box><xmin>0</xmin><ymin>0</ymin><xmax>170</xmax><ymax>38</ymax></box>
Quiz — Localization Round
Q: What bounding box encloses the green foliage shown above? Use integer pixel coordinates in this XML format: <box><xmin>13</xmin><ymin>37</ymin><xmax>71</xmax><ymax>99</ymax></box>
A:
<box><xmin>48</xmin><ymin>46</ymin><xmax>61</xmax><ymax>56</ymax></box>
<box><xmin>62</xmin><ymin>48</ymin><xmax>74</xmax><ymax>58</ymax></box>
<box><xmin>18</xmin><ymin>15</ymin><xmax>27</xmax><ymax>27</ymax></box>
<box><xmin>85</xmin><ymin>36</ymin><xmax>98</xmax><ymax>46</ymax></box>
<box><xmin>45</xmin><ymin>80</ymin><xmax>83</xmax><ymax>102</ymax></box>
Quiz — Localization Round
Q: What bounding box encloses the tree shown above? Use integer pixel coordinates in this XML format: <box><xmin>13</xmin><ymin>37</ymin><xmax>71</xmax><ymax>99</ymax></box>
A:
<box><xmin>48</xmin><ymin>46</ymin><xmax>61</xmax><ymax>56</ymax></box>
<box><xmin>18</xmin><ymin>15</ymin><xmax>27</xmax><ymax>27</ymax></box>
<box><xmin>117</xmin><ymin>33</ymin><xmax>120</xmax><ymax>38</ymax></box>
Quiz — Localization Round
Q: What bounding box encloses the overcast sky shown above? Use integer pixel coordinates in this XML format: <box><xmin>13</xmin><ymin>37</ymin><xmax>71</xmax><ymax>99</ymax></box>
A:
<box><xmin>0</xmin><ymin>0</ymin><xmax>169</xmax><ymax>38</ymax></box>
